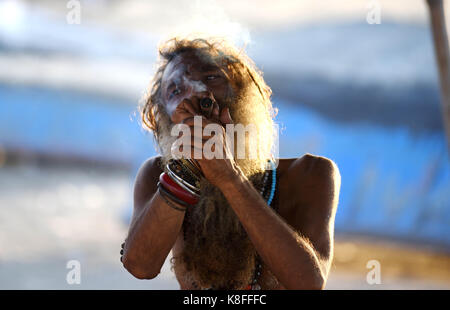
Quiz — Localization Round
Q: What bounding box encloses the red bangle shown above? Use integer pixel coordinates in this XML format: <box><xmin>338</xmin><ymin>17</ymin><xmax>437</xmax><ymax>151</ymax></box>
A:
<box><xmin>159</xmin><ymin>172</ymin><xmax>199</xmax><ymax>205</ymax></box>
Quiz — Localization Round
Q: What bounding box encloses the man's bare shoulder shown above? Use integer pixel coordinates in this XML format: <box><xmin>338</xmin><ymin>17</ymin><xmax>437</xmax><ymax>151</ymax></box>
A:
<box><xmin>279</xmin><ymin>154</ymin><xmax>340</xmax><ymax>260</ymax></box>
<box><xmin>288</xmin><ymin>153</ymin><xmax>339</xmax><ymax>182</ymax></box>
<box><xmin>133</xmin><ymin>156</ymin><xmax>164</xmax><ymax>210</ymax></box>
<box><xmin>280</xmin><ymin>153</ymin><xmax>341</xmax><ymax>213</ymax></box>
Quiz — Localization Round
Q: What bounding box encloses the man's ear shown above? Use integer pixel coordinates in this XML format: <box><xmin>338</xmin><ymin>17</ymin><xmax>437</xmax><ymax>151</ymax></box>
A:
<box><xmin>220</xmin><ymin>107</ymin><xmax>233</xmax><ymax>125</ymax></box>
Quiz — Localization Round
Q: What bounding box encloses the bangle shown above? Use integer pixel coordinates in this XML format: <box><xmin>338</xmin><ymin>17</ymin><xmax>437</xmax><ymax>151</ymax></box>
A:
<box><xmin>158</xmin><ymin>186</ymin><xmax>187</xmax><ymax>211</ymax></box>
<box><xmin>120</xmin><ymin>241</ymin><xmax>125</xmax><ymax>263</ymax></box>
<box><xmin>158</xmin><ymin>182</ymin><xmax>192</xmax><ymax>208</ymax></box>
<box><xmin>159</xmin><ymin>188</ymin><xmax>187</xmax><ymax>212</ymax></box>
<box><xmin>158</xmin><ymin>183</ymin><xmax>191</xmax><ymax>211</ymax></box>
<box><xmin>159</xmin><ymin>172</ymin><xmax>199</xmax><ymax>205</ymax></box>
<box><xmin>166</xmin><ymin>159</ymin><xmax>201</xmax><ymax>195</ymax></box>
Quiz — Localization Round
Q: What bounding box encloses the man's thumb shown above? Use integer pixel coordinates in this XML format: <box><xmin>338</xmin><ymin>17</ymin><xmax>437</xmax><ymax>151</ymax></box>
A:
<box><xmin>220</xmin><ymin>107</ymin><xmax>233</xmax><ymax>125</ymax></box>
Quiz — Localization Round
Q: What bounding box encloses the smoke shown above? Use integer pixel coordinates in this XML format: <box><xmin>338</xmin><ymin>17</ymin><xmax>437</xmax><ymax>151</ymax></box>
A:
<box><xmin>162</xmin><ymin>0</ymin><xmax>252</xmax><ymax>49</ymax></box>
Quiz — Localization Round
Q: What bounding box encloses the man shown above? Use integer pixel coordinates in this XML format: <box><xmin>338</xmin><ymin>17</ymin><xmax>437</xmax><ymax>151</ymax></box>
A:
<box><xmin>121</xmin><ymin>37</ymin><xmax>341</xmax><ymax>290</ymax></box>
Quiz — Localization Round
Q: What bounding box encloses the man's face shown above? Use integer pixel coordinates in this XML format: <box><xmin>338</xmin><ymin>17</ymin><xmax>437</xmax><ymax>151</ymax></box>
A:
<box><xmin>161</xmin><ymin>51</ymin><xmax>233</xmax><ymax>118</ymax></box>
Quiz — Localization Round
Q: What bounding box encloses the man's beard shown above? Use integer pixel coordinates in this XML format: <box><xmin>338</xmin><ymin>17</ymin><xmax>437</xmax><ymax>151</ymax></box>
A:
<box><xmin>156</xmin><ymin>93</ymin><xmax>274</xmax><ymax>289</ymax></box>
<box><xmin>176</xmin><ymin>175</ymin><xmax>264</xmax><ymax>289</ymax></box>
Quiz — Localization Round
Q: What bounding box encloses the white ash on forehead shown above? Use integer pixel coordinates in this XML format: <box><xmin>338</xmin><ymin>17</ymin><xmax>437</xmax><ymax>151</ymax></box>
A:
<box><xmin>182</xmin><ymin>76</ymin><xmax>207</xmax><ymax>92</ymax></box>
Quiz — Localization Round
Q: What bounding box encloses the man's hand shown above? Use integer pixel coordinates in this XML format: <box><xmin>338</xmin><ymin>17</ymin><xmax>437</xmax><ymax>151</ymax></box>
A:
<box><xmin>171</xmin><ymin>98</ymin><xmax>240</xmax><ymax>188</ymax></box>
<box><xmin>183</xmin><ymin>107</ymin><xmax>240</xmax><ymax>188</ymax></box>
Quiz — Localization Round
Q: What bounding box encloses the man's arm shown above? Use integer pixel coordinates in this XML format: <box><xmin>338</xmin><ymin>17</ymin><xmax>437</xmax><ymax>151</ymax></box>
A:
<box><xmin>121</xmin><ymin>156</ymin><xmax>186</xmax><ymax>279</ymax></box>
<box><xmin>284</xmin><ymin>155</ymin><xmax>341</xmax><ymax>280</ymax></box>
<box><xmin>219</xmin><ymin>155</ymin><xmax>340</xmax><ymax>289</ymax></box>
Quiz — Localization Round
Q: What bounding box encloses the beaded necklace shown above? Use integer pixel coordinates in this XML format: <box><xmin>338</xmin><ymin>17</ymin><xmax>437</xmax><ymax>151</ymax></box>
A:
<box><xmin>247</xmin><ymin>159</ymin><xmax>277</xmax><ymax>290</ymax></box>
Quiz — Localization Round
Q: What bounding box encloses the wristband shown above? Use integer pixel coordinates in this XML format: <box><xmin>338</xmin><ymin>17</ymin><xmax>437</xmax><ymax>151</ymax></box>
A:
<box><xmin>159</xmin><ymin>172</ymin><xmax>199</xmax><ymax>205</ymax></box>
<box><xmin>157</xmin><ymin>185</ymin><xmax>188</xmax><ymax>211</ymax></box>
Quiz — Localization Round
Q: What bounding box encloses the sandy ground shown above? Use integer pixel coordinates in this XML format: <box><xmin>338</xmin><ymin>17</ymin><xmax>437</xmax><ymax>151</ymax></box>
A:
<box><xmin>0</xmin><ymin>162</ymin><xmax>449</xmax><ymax>290</ymax></box>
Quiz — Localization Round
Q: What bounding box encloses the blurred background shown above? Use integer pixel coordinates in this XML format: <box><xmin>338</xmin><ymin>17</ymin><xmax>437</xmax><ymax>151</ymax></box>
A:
<box><xmin>0</xmin><ymin>0</ymin><xmax>449</xmax><ymax>289</ymax></box>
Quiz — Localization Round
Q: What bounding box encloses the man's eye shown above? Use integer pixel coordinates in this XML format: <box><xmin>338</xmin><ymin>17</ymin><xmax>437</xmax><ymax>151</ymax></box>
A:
<box><xmin>206</xmin><ymin>75</ymin><xmax>219</xmax><ymax>80</ymax></box>
<box><xmin>168</xmin><ymin>88</ymin><xmax>181</xmax><ymax>99</ymax></box>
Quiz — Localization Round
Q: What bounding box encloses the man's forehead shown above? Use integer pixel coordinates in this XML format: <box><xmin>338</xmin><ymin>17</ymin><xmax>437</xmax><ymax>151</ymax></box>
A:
<box><xmin>162</xmin><ymin>52</ymin><xmax>220</xmax><ymax>83</ymax></box>
<box><xmin>161</xmin><ymin>55</ymin><xmax>185</xmax><ymax>85</ymax></box>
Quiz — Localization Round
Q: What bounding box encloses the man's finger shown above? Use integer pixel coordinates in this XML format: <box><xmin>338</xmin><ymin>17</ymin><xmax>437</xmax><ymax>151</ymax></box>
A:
<box><xmin>183</xmin><ymin>116</ymin><xmax>216</xmax><ymax>127</ymax></box>
<box><xmin>211</xmin><ymin>101</ymin><xmax>220</xmax><ymax>122</ymax></box>
<box><xmin>171</xmin><ymin>98</ymin><xmax>200</xmax><ymax>124</ymax></box>
<box><xmin>220</xmin><ymin>107</ymin><xmax>233</xmax><ymax>125</ymax></box>
<box><xmin>178</xmin><ymin>144</ymin><xmax>204</xmax><ymax>161</ymax></box>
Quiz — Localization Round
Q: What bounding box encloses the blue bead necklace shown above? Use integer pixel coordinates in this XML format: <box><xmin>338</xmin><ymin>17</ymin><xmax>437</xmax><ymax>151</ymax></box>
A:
<box><xmin>266</xmin><ymin>160</ymin><xmax>277</xmax><ymax>206</ymax></box>
<box><xmin>259</xmin><ymin>159</ymin><xmax>277</xmax><ymax>206</ymax></box>
<box><xmin>250</xmin><ymin>159</ymin><xmax>277</xmax><ymax>290</ymax></box>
